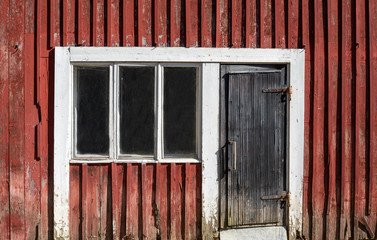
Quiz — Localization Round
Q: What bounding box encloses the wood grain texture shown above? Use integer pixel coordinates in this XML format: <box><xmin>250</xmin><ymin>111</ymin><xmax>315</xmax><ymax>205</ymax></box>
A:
<box><xmin>340</xmin><ymin>0</ymin><xmax>353</xmax><ymax>239</ymax></box>
<box><xmin>2</xmin><ymin>0</ymin><xmax>377</xmax><ymax>238</ymax></box>
<box><xmin>0</xmin><ymin>1</ymin><xmax>10</xmax><ymax>238</ymax></box>
<box><xmin>325</xmin><ymin>0</ymin><xmax>339</xmax><ymax>238</ymax></box>
<box><xmin>312</xmin><ymin>0</ymin><xmax>326</xmax><ymax>238</ymax></box>
<box><xmin>9</xmin><ymin>0</ymin><xmax>26</xmax><ymax>239</ymax></box>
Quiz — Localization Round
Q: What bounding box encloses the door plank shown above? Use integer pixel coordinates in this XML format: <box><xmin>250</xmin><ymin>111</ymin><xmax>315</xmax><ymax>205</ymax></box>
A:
<box><xmin>221</xmin><ymin>65</ymin><xmax>288</xmax><ymax>228</ymax></box>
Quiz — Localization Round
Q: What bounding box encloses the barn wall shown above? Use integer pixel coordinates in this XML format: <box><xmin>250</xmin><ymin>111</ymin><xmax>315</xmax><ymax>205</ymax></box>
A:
<box><xmin>0</xmin><ymin>0</ymin><xmax>377</xmax><ymax>239</ymax></box>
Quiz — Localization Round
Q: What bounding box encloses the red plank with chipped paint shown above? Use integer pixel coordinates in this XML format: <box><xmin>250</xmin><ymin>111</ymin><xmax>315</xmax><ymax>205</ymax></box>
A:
<box><xmin>287</xmin><ymin>0</ymin><xmax>299</xmax><ymax>48</ymax></box>
<box><xmin>274</xmin><ymin>0</ymin><xmax>286</xmax><ymax>48</ymax></box>
<box><xmin>138</xmin><ymin>0</ymin><xmax>153</xmax><ymax>46</ymax></box>
<box><xmin>107</xmin><ymin>0</ymin><xmax>120</xmax><ymax>46</ymax></box>
<box><xmin>340</xmin><ymin>0</ymin><xmax>353</xmax><ymax>239</ymax></box>
<box><xmin>123</xmin><ymin>0</ymin><xmax>136</xmax><ymax>47</ymax></box>
<box><xmin>260</xmin><ymin>0</ymin><xmax>272</xmax><ymax>48</ymax></box>
<box><xmin>325</xmin><ymin>0</ymin><xmax>339</xmax><ymax>238</ymax></box>
<box><xmin>312</xmin><ymin>0</ymin><xmax>326</xmax><ymax>238</ymax></box>
<box><xmin>301</xmin><ymin>0</ymin><xmax>312</xmax><ymax>238</ymax></box>
<box><xmin>231</xmin><ymin>0</ymin><xmax>242</xmax><ymax>48</ymax></box>
<box><xmin>369</xmin><ymin>0</ymin><xmax>377</xmax><ymax>233</ymax></box>
<box><xmin>154</xmin><ymin>0</ymin><xmax>168</xmax><ymax>46</ymax></box>
<box><xmin>126</xmin><ymin>164</ymin><xmax>141</xmax><ymax>238</ymax></box>
<box><xmin>0</xmin><ymin>0</ymin><xmax>10</xmax><ymax>238</ymax></box>
<box><xmin>216</xmin><ymin>0</ymin><xmax>229</xmax><ymax>47</ymax></box>
<box><xmin>354</xmin><ymin>0</ymin><xmax>368</xmax><ymax>238</ymax></box>
<box><xmin>170</xmin><ymin>0</ymin><xmax>183</xmax><ymax>47</ymax></box>
<box><xmin>9</xmin><ymin>0</ymin><xmax>26</xmax><ymax>238</ymax></box>
<box><xmin>63</xmin><ymin>0</ymin><xmax>76</xmax><ymax>46</ymax></box>
<box><xmin>78</xmin><ymin>0</ymin><xmax>91</xmax><ymax>46</ymax></box>
<box><xmin>69</xmin><ymin>165</ymin><xmax>81</xmax><ymax>239</ymax></box>
<box><xmin>201</xmin><ymin>0</ymin><xmax>214</xmax><ymax>47</ymax></box>
<box><xmin>245</xmin><ymin>0</ymin><xmax>257</xmax><ymax>48</ymax></box>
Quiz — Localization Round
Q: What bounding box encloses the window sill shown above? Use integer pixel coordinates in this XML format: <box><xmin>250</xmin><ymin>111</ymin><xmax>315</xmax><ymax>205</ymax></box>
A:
<box><xmin>69</xmin><ymin>158</ymin><xmax>201</xmax><ymax>164</ymax></box>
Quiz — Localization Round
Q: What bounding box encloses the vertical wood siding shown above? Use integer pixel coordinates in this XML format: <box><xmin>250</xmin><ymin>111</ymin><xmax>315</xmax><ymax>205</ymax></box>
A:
<box><xmin>0</xmin><ymin>0</ymin><xmax>376</xmax><ymax>239</ymax></box>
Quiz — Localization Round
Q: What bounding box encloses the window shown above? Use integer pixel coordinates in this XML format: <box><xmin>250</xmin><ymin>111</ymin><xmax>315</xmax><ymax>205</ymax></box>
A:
<box><xmin>71</xmin><ymin>63</ymin><xmax>201</xmax><ymax>162</ymax></box>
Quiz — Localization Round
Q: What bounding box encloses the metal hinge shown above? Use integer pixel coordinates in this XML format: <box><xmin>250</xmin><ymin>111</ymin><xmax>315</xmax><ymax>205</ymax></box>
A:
<box><xmin>262</xmin><ymin>86</ymin><xmax>292</xmax><ymax>101</ymax></box>
<box><xmin>261</xmin><ymin>191</ymin><xmax>290</xmax><ymax>201</ymax></box>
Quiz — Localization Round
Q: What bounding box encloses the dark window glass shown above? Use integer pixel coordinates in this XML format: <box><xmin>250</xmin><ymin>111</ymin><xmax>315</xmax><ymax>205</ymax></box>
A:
<box><xmin>76</xmin><ymin>66</ymin><xmax>109</xmax><ymax>155</ymax></box>
<box><xmin>119</xmin><ymin>66</ymin><xmax>155</xmax><ymax>155</ymax></box>
<box><xmin>163</xmin><ymin>67</ymin><xmax>197</xmax><ymax>156</ymax></box>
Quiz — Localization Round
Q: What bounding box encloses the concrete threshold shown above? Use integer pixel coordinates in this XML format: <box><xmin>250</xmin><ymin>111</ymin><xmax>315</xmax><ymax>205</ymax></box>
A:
<box><xmin>220</xmin><ymin>226</ymin><xmax>287</xmax><ymax>240</ymax></box>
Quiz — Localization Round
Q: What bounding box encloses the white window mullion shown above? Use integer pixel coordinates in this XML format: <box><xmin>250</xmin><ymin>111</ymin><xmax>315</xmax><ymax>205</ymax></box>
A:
<box><xmin>156</xmin><ymin>64</ymin><xmax>163</xmax><ymax>161</ymax></box>
<box><xmin>112</xmin><ymin>63</ymin><xmax>118</xmax><ymax>161</ymax></box>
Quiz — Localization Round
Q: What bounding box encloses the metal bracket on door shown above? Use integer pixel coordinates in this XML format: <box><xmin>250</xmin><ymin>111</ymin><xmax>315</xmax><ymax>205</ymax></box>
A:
<box><xmin>261</xmin><ymin>191</ymin><xmax>290</xmax><ymax>201</ymax></box>
<box><xmin>228</xmin><ymin>140</ymin><xmax>236</xmax><ymax>171</ymax></box>
<box><xmin>262</xmin><ymin>86</ymin><xmax>292</xmax><ymax>101</ymax></box>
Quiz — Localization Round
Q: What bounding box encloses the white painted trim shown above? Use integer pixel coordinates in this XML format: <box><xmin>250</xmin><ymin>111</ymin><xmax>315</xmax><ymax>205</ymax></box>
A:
<box><xmin>69</xmin><ymin>47</ymin><xmax>298</xmax><ymax>63</ymax></box>
<box><xmin>54</xmin><ymin>47</ymin><xmax>71</xmax><ymax>239</ymax></box>
<box><xmin>287</xmin><ymin>49</ymin><xmax>305</xmax><ymax>240</ymax></box>
<box><xmin>201</xmin><ymin>63</ymin><xmax>220</xmax><ymax>235</ymax></box>
<box><xmin>54</xmin><ymin>47</ymin><xmax>305</xmax><ymax>240</ymax></box>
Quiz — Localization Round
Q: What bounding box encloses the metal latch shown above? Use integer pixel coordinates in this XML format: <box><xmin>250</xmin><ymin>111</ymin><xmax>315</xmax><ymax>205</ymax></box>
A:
<box><xmin>262</xmin><ymin>86</ymin><xmax>292</xmax><ymax>101</ymax></box>
<box><xmin>261</xmin><ymin>191</ymin><xmax>290</xmax><ymax>201</ymax></box>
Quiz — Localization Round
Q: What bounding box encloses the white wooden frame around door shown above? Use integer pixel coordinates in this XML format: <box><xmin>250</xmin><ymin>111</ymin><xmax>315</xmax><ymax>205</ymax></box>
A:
<box><xmin>54</xmin><ymin>47</ymin><xmax>305</xmax><ymax>239</ymax></box>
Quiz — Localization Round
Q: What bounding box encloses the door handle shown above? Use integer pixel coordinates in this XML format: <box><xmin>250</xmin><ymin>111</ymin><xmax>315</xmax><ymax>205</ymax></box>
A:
<box><xmin>229</xmin><ymin>140</ymin><xmax>236</xmax><ymax>171</ymax></box>
<box><xmin>261</xmin><ymin>191</ymin><xmax>290</xmax><ymax>201</ymax></box>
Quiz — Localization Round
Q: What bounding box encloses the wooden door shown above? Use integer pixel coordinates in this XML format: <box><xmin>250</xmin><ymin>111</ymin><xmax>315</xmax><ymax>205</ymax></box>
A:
<box><xmin>220</xmin><ymin>65</ymin><xmax>289</xmax><ymax>228</ymax></box>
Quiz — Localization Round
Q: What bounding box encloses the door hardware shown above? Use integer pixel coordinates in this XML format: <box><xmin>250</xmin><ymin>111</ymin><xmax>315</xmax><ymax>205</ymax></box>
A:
<box><xmin>262</xmin><ymin>86</ymin><xmax>292</xmax><ymax>101</ymax></box>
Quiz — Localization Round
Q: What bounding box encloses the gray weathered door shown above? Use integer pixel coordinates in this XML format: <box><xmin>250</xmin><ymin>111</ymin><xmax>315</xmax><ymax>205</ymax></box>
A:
<box><xmin>220</xmin><ymin>65</ymin><xmax>289</xmax><ymax>228</ymax></box>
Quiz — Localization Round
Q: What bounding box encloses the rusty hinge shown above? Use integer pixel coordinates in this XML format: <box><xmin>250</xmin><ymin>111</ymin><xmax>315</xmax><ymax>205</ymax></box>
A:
<box><xmin>261</xmin><ymin>191</ymin><xmax>290</xmax><ymax>201</ymax></box>
<box><xmin>262</xmin><ymin>86</ymin><xmax>292</xmax><ymax>101</ymax></box>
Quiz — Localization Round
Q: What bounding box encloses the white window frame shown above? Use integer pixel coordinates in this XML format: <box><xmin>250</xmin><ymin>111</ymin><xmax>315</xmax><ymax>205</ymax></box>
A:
<box><xmin>70</xmin><ymin>63</ymin><xmax>202</xmax><ymax>163</ymax></box>
<box><xmin>54</xmin><ymin>47</ymin><xmax>305</xmax><ymax>240</ymax></box>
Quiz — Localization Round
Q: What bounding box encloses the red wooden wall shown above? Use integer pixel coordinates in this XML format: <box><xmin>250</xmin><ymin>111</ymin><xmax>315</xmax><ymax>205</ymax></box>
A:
<box><xmin>0</xmin><ymin>0</ymin><xmax>377</xmax><ymax>239</ymax></box>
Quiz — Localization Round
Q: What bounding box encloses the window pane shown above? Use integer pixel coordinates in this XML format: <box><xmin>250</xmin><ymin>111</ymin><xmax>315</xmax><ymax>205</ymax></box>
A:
<box><xmin>119</xmin><ymin>66</ymin><xmax>155</xmax><ymax>155</ymax></box>
<box><xmin>76</xmin><ymin>66</ymin><xmax>110</xmax><ymax>155</ymax></box>
<box><xmin>164</xmin><ymin>67</ymin><xmax>197</xmax><ymax>157</ymax></box>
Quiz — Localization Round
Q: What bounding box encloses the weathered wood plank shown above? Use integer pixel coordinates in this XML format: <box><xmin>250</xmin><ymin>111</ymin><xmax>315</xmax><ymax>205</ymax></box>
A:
<box><xmin>126</xmin><ymin>164</ymin><xmax>141</xmax><ymax>238</ymax></box>
<box><xmin>231</xmin><ymin>0</ymin><xmax>242</xmax><ymax>47</ymax></box>
<box><xmin>260</xmin><ymin>0</ymin><xmax>272</xmax><ymax>48</ymax></box>
<box><xmin>301</xmin><ymin>0</ymin><xmax>313</xmax><ymax>237</ymax></box>
<box><xmin>107</xmin><ymin>0</ymin><xmax>120</xmax><ymax>46</ymax></box>
<box><xmin>216</xmin><ymin>0</ymin><xmax>229</xmax><ymax>47</ymax></box>
<box><xmin>0</xmin><ymin>0</ymin><xmax>10</xmax><ymax>238</ymax></box>
<box><xmin>201</xmin><ymin>0</ymin><xmax>214</xmax><ymax>47</ymax></box>
<box><xmin>86</xmin><ymin>166</ymin><xmax>101</xmax><ymax>238</ymax></box>
<box><xmin>170</xmin><ymin>0</ymin><xmax>183</xmax><ymax>46</ymax></box>
<box><xmin>274</xmin><ymin>0</ymin><xmax>286</xmax><ymax>48</ymax></box>
<box><xmin>50</xmin><ymin>0</ymin><xmax>61</xmax><ymax>47</ymax></box>
<box><xmin>340</xmin><ymin>0</ymin><xmax>353</xmax><ymax>238</ymax></box>
<box><xmin>154</xmin><ymin>0</ymin><xmax>168</xmax><ymax>46</ymax></box>
<box><xmin>142</xmin><ymin>164</ymin><xmax>156</xmax><ymax>239</ymax></box>
<box><xmin>326</xmin><ymin>0</ymin><xmax>339</xmax><ymax>238</ymax></box>
<box><xmin>354</xmin><ymin>0</ymin><xmax>368</xmax><ymax>238</ymax></box>
<box><xmin>245</xmin><ymin>0</ymin><xmax>257</xmax><ymax>48</ymax></box>
<box><xmin>78</xmin><ymin>0</ymin><xmax>91</xmax><ymax>45</ymax></box>
<box><xmin>62</xmin><ymin>0</ymin><xmax>75</xmax><ymax>45</ymax></box>
<box><xmin>9</xmin><ymin>0</ymin><xmax>26</xmax><ymax>238</ymax></box>
<box><xmin>287</xmin><ymin>0</ymin><xmax>299</xmax><ymax>48</ymax></box>
<box><xmin>100</xmin><ymin>165</ymin><xmax>112</xmax><ymax>239</ymax></box>
<box><xmin>369</xmin><ymin>0</ymin><xmax>377</xmax><ymax>230</ymax></box>
<box><xmin>93</xmin><ymin>0</ymin><xmax>106</xmax><ymax>46</ymax></box>
<box><xmin>312</xmin><ymin>0</ymin><xmax>326</xmax><ymax>237</ymax></box>
<box><xmin>69</xmin><ymin>165</ymin><xmax>81</xmax><ymax>239</ymax></box>
<box><xmin>138</xmin><ymin>0</ymin><xmax>153</xmax><ymax>46</ymax></box>
<box><xmin>123</xmin><ymin>0</ymin><xmax>136</xmax><ymax>46</ymax></box>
